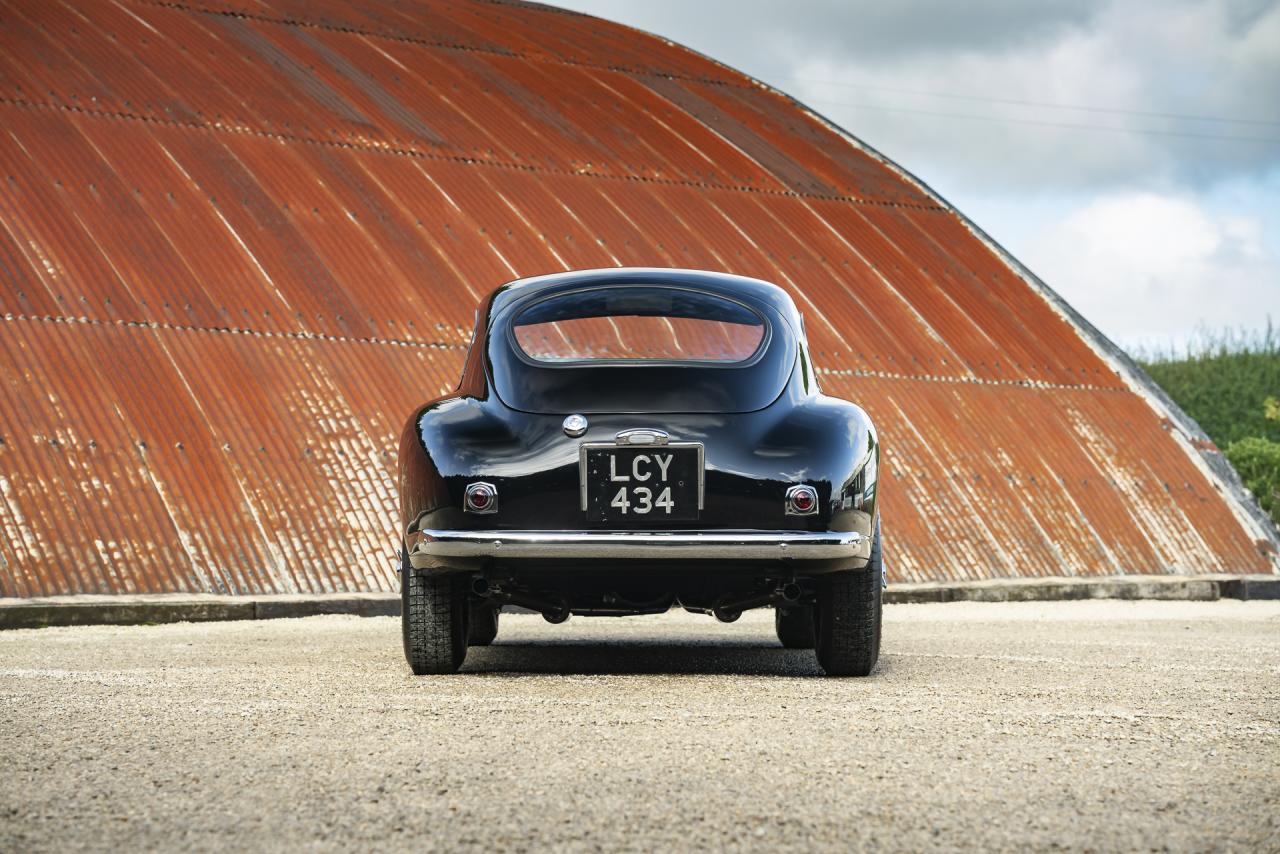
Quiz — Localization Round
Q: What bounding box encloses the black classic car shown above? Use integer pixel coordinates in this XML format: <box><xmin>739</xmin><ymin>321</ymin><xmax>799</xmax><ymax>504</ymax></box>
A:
<box><xmin>398</xmin><ymin>268</ymin><xmax>882</xmax><ymax>676</ymax></box>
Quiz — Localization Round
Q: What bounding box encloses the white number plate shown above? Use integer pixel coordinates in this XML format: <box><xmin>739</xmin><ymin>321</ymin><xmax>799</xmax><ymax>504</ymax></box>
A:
<box><xmin>581</xmin><ymin>445</ymin><xmax>702</xmax><ymax>523</ymax></box>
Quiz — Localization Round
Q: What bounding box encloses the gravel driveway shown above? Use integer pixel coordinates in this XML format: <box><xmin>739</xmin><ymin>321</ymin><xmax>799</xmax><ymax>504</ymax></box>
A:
<box><xmin>1</xmin><ymin>601</ymin><xmax>1277</xmax><ymax>852</ymax></box>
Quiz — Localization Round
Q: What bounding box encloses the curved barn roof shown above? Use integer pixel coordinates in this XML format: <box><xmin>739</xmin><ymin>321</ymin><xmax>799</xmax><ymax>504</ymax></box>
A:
<box><xmin>0</xmin><ymin>0</ymin><xmax>1273</xmax><ymax>596</ymax></box>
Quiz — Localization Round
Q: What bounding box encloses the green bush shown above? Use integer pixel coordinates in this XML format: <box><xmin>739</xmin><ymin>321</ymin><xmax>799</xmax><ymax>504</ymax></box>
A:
<box><xmin>1225</xmin><ymin>437</ymin><xmax>1280</xmax><ymax>525</ymax></box>
<box><xmin>1137</xmin><ymin>324</ymin><xmax>1280</xmax><ymax>446</ymax></box>
<box><xmin>1136</xmin><ymin>324</ymin><xmax>1279</xmax><ymax>526</ymax></box>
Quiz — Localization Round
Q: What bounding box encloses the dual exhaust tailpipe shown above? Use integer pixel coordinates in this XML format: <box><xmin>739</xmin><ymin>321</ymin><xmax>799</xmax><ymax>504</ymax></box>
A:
<box><xmin>471</xmin><ymin>576</ymin><xmax>570</xmax><ymax>624</ymax></box>
<box><xmin>712</xmin><ymin>582</ymin><xmax>803</xmax><ymax>623</ymax></box>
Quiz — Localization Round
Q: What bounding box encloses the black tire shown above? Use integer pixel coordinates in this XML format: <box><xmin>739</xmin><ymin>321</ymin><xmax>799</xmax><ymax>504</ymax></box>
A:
<box><xmin>815</xmin><ymin>518</ymin><xmax>883</xmax><ymax>677</ymax></box>
<box><xmin>401</xmin><ymin>553</ymin><xmax>467</xmax><ymax>675</ymax></box>
<box><xmin>467</xmin><ymin>602</ymin><xmax>500</xmax><ymax>646</ymax></box>
<box><xmin>775</xmin><ymin>605</ymin><xmax>816</xmax><ymax>649</ymax></box>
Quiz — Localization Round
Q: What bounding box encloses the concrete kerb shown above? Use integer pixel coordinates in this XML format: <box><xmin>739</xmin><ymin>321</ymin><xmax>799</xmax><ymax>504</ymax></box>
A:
<box><xmin>1</xmin><ymin>576</ymin><xmax>1276</xmax><ymax>630</ymax></box>
<box><xmin>0</xmin><ymin>593</ymin><xmax>399</xmax><ymax>630</ymax></box>
<box><xmin>888</xmin><ymin>575</ymin><xmax>1229</xmax><ymax>604</ymax></box>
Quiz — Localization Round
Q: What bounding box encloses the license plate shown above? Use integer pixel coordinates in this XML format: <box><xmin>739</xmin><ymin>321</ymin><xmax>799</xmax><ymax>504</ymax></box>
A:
<box><xmin>581</xmin><ymin>444</ymin><xmax>703</xmax><ymax>523</ymax></box>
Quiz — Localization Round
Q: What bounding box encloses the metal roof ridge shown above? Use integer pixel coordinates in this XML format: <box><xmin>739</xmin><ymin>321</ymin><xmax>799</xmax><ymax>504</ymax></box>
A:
<box><xmin>142</xmin><ymin>0</ymin><xmax>754</xmax><ymax>91</ymax></box>
<box><xmin>813</xmin><ymin>366</ymin><xmax>1129</xmax><ymax>394</ymax></box>
<box><xmin>1</xmin><ymin>312</ymin><xmax>467</xmax><ymax>351</ymax></box>
<box><xmin>0</xmin><ymin>95</ymin><xmax>947</xmax><ymax>210</ymax></box>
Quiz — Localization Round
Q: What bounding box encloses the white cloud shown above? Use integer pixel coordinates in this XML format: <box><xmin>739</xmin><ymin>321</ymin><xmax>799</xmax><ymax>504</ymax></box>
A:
<box><xmin>1019</xmin><ymin>192</ymin><xmax>1280</xmax><ymax>349</ymax></box>
<box><xmin>786</xmin><ymin>0</ymin><xmax>1280</xmax><ymax>194</ymax></box>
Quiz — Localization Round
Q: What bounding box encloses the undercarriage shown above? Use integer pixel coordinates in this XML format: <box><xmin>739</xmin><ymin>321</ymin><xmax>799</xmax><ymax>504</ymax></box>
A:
<box><xmin>466</xmin><ymin>567</ymin><xmax>816</xmax><ymax>624</ymax></box>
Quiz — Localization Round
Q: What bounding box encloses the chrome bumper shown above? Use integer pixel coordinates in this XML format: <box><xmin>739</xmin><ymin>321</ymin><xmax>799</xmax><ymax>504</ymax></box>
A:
<box><xmin>406</xmin><ymin>528</ymin><xmax>864</xmax><ymax>562</ymax></box>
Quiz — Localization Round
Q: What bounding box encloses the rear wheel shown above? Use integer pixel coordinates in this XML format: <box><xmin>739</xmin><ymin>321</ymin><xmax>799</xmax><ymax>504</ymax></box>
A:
<box><xmin>401</xmin><ymin>550</ymin><xmax>468</xmax><ymax>675</ymax></box>
<box><xmin>467</xmin><ymin>602</ymin><xmax>500</xmax><ymax>646</ymax></box>
<box><xmin>815</xmin><ymin>518</ymin><xmax>883</xmax><ymax>677</ymax></box>
<box><xmin>775</xmin><ymin>606</ymin><xmax>816</xmax><ymax>649</ymax></box>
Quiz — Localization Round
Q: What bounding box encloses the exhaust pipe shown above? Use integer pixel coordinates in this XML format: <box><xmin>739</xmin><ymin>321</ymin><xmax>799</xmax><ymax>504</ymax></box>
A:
<box><xmin>472</xmin><ymin>577</ymin><xmax>570</xmax><ymax>624</ymax></box>
<box><xmin>712</xmin><ymin>582</ymin><xmax>803</xmax><ymax>623</ymax></box>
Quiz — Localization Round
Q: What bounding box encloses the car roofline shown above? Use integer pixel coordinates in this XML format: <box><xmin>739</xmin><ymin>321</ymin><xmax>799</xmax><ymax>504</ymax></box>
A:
<box><xmin>485</xmin><ymin>268</ymin><xmax>799</xmax><ymax>324</ymax></box>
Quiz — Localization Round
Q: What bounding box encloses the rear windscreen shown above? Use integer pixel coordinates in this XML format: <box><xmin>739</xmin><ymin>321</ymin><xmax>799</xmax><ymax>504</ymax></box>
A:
<box><xmin>510</xmin><ymin>287</ymin><xmax>767</xmax><ymax>365</ymax></box>
<box><xmin>489</xmin><ymin>284</ymin><xmax>795</xmax><ymax>414</ymax></box>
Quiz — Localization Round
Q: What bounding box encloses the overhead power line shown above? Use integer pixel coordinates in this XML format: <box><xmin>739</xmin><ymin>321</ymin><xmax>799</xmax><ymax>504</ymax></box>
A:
<box><xmin>775</xmin><ymin>74</ymin><xmax>1280</xmax><ymax>129</ymax></box>
<box><xmin>800</xmin><ymin>97</ymin><xmax>1280</xmax><ymax>144</ymax></box>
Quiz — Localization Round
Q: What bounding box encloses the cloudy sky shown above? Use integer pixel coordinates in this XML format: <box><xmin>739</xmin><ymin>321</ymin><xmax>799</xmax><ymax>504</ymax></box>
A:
<box><xmin>554</xmin><ymin>0</ymin><xmax>1280</xmax><ymax>352</ymax></box>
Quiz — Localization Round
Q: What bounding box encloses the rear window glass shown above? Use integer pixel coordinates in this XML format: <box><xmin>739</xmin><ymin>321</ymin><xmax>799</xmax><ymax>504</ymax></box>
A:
<box><xmin>510</xmin><ymin>286</ymin><xmax>767</xmax><ymax>364</ymax></box>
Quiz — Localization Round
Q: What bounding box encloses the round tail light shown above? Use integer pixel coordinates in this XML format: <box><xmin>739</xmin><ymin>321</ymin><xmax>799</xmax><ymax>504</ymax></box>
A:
<box><xmin>785</xmin><ymin>484</ymin><xmax>818</xmax><ymax>516</ymax></box>
<box><xmin>464</xmin><ymin>482</ymin><xmax>498</xmax><ymax>514</ymax></box>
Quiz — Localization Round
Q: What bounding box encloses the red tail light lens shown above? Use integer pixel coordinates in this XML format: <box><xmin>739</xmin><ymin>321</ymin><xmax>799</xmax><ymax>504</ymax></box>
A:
<box><xmin>785</xmin><ymin>484</ymin><xmax>818</xmax><ymax>516</ymax></box>
<box><xmin>464</xmin><ymin>482</ymin><xmax>498</xmax><ymax>514</ymax></box>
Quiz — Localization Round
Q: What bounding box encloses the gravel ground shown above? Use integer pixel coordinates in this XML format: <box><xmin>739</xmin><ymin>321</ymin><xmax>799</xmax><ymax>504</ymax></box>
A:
<box><xmin>1</xmin><ymin>601</ymin><xmax>1277</xmax><ymax>852</ymax></box>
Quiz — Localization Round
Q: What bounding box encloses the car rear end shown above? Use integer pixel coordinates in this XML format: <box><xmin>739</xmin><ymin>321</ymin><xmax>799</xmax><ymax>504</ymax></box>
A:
<box><xmin>398</xmin><ymin>270</ymin><xmax>882</xmax><ymax>676</ymax></box>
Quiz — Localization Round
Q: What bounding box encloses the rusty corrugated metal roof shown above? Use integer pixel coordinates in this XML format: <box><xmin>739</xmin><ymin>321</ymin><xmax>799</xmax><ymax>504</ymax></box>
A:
<box><xmin>0</xmin><ymin>0</ymin><xmax>1273</xmax><ymax>597</ymax></box>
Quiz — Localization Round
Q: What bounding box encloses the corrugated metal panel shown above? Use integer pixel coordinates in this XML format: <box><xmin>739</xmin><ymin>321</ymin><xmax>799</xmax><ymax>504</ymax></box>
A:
<box><xmin>0</xmin><ymin>314</ymin><xmax>460</xmax><ymax>597</ymax></box>
<box><xmin>0</xmin><ymin>0</ymin><xmax>1272</xmax><ymax>597</ymax></box>
<box><xmin>816</xmin><ymin>373</ymin><xmax>1265</xmax><ymax>581</ymax></box>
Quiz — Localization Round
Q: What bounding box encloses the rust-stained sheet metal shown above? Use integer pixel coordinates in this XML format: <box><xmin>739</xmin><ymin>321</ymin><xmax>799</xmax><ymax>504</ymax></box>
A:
<box><xmin>0</xmin><ymin>0</ymin><xmax>1273</xmax><ymax>597</ymax></box>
